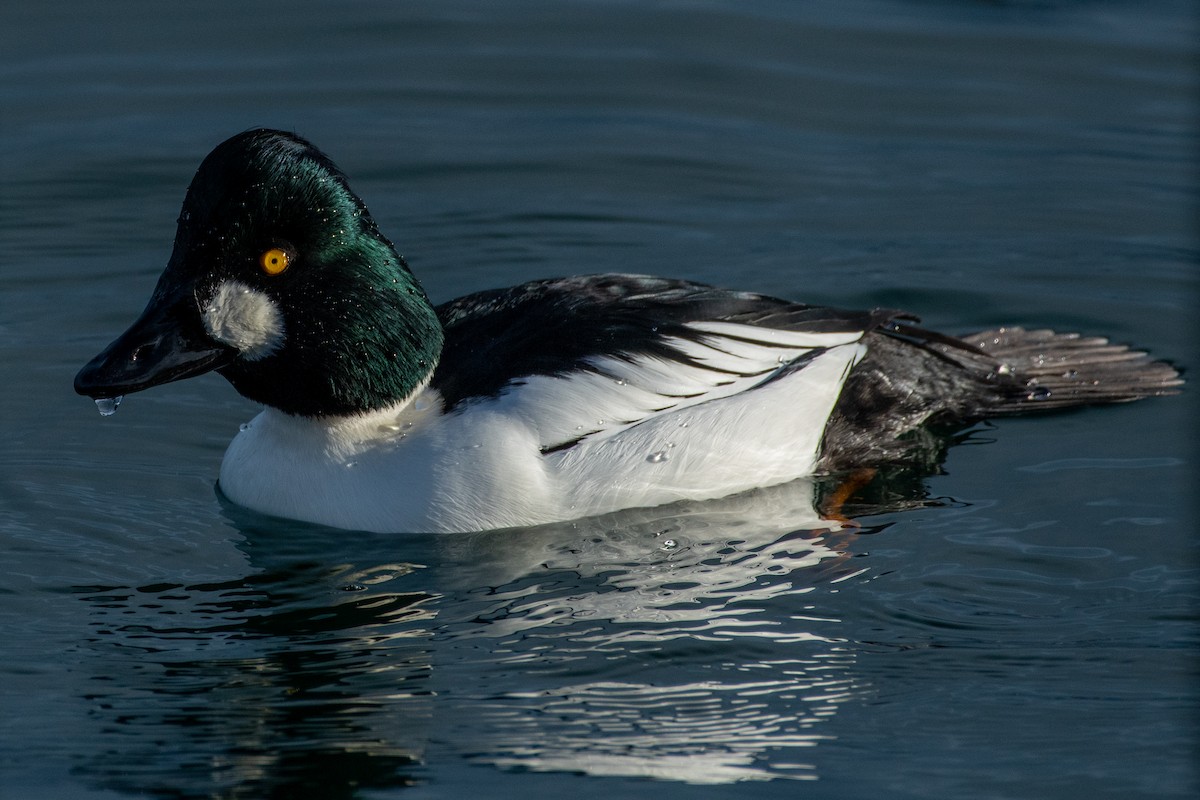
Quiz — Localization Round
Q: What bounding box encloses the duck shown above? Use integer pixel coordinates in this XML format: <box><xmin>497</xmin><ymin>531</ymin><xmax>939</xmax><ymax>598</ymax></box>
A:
<box><xmin>74</xmin><ymin>129</ymin><xmax>1182</xmax><ymax>533</ymax></box>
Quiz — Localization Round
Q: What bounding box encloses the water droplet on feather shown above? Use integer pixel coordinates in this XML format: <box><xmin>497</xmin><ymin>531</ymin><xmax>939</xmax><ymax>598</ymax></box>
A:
<box><xmin>95</xmin><ymin>396</ymin><xmax>122</xmax><ymax>416</ymax></box>
<box><xmin>646</xmin><ymin>451</ymin><xmax>670</xmax><ymax>463</ymax></box>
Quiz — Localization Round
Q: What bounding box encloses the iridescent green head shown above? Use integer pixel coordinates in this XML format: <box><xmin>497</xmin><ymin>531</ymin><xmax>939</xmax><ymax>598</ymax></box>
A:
<box><xmin>76</xmin><ymin>129</ymin><xmax>444</xmax><ymax>417</ymax></box>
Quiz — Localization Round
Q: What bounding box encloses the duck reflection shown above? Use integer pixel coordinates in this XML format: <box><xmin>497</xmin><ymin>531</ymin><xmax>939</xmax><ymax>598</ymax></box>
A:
<box><xmin>72</xmin><ymin>475</ymin><xmax>918</xmax><ymax>795</ymax></box>
<box><xmin>73</xmin><ymin>562</ymin><xmax>438</xmax><ymax>797</ymax></box>
<box><xmin>429</xmin><ymin>478</ymin><xmax>873</xmax><ymax>785</ymax></box>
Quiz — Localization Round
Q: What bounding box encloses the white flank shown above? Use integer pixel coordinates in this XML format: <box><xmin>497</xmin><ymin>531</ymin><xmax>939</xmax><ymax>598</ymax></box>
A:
<box><xmin>202</xmin><ymin>280</ymin><xmax>286</xmax><ymax>360</ymax></box>
<box><xmin>217</xmin><ymin>318</ymin><xmax>870</xmax><ymax>533</ymax></box>
<box><xmin>490</xmin><ymin>320</ymin><xmax>865</xmax><ymax>451</ymax></box>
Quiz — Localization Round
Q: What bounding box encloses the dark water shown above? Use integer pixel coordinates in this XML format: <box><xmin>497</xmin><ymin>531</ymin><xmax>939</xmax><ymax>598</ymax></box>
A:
<box><xmin>1</xmin><ymin>1</ymin><xmax>1196</xmax><ymax>798</ymax></box>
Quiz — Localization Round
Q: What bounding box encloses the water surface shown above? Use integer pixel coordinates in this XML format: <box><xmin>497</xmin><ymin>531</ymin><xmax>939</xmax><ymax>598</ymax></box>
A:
<box><xmin>1</xmin><ymin>1</ymin><xmax>1195</xmax><ymax>798</ymax></box>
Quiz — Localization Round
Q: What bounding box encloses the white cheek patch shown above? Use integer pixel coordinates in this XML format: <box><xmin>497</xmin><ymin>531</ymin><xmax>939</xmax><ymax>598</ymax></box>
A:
<box><xmin>202</xmin><ymin>280</ymin><xmax>286</xmax><ymax>361</ymax></box>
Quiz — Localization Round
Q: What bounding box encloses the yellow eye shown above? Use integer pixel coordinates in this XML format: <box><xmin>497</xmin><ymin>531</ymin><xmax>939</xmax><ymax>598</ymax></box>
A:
<box><xmin>259</xmin><ymin>248</ymin><xmax>290</xmax><ymax>275</ymax></box>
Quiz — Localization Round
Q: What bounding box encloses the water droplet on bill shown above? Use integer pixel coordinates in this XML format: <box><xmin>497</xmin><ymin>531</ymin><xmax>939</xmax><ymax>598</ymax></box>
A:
<box><xmin>95</xmin><ymin>396</ymin><xmax>122</xmax><ymax>416</ymax></box>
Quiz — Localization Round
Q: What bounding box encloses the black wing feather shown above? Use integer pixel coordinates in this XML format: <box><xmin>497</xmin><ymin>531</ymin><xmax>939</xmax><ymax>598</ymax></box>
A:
<box><xmin>428</xmin><ymin>273</ymin><xmax>1179</xmax><ymax>469</ymax></box>
<box><xmin>430</xmin><ymin>273</ymin><xmax>891</xmax><ymax>411</ymax></box>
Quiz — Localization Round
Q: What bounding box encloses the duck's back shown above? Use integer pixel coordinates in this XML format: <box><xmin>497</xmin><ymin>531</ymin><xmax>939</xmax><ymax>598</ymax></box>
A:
<box><xmin>433</xmin><ymin>273</ymin><xmax>1181</xmax><ymax>487</ymax></box>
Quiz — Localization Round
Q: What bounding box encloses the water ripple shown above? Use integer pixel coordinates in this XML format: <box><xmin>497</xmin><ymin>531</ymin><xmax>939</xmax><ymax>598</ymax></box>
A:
<box><xmin>1018</xmin><ymin>457</ymin><xmax>1183</xmax><ymax>473</ymax></box>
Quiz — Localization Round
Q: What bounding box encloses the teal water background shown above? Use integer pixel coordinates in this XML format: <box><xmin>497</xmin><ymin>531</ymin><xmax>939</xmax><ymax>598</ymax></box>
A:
<box><xmin>2</xmin><ymin>2</ymin><xmax>1196</xmax><ymax>798</ymax></box>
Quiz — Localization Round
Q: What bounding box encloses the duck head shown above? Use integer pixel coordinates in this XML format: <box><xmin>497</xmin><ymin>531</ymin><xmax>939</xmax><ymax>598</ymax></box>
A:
<box><xmin>75</xmin><ymin>129</ymin><xmax>444</xmax><ymax>417</ymax></box>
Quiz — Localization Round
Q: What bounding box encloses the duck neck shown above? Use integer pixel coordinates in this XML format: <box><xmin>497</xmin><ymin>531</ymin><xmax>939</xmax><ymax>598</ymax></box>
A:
<box><xmin>219</xmin><ymin>253</ymin><xmax>445</xmax><ymax>418</ymax></box>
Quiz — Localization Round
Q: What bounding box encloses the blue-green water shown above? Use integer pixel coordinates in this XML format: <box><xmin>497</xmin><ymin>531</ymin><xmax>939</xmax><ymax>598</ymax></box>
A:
<box><xmin>1</xmin><ymin>1</ymin><xmax>1196</xmax><ymax>798</ymax></box>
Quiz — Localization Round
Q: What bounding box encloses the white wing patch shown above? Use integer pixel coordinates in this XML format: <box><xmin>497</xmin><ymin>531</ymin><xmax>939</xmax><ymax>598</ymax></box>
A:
<box><xmin>488</xmin><ymin>321</ymin><xmax>865</xmax><ymax>452</ymax></box>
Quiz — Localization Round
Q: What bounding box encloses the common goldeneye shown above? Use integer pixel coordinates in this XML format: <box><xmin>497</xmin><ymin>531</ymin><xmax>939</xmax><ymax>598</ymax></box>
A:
<box><xmin>74</xmin><ymin>129</ymin><xmax>1182</xmax><ymax>533</ymax></box>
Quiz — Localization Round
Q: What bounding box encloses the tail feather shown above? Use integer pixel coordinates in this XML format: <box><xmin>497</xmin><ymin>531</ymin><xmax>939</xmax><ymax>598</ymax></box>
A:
<box><xmin>818</xmin><ymin>322</ymin><xmax>1182</xmax><ymax>472</ymax></box>
<box><xmin>952</xmin><ymin>327</ymin><xmax>1183</xmax><ymax>413</ymax></box>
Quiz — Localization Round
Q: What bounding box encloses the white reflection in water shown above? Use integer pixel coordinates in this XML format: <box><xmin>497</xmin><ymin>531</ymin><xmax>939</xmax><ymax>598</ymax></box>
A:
<box><xmin>432</xmin><ymin>478</ymin><xmax>870</xmax><ymax>784</ymax></box>
<box><xmin>473</xmin><ymin>666</ymin><xmax>857</xmax><ymax>784</ymax></box>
